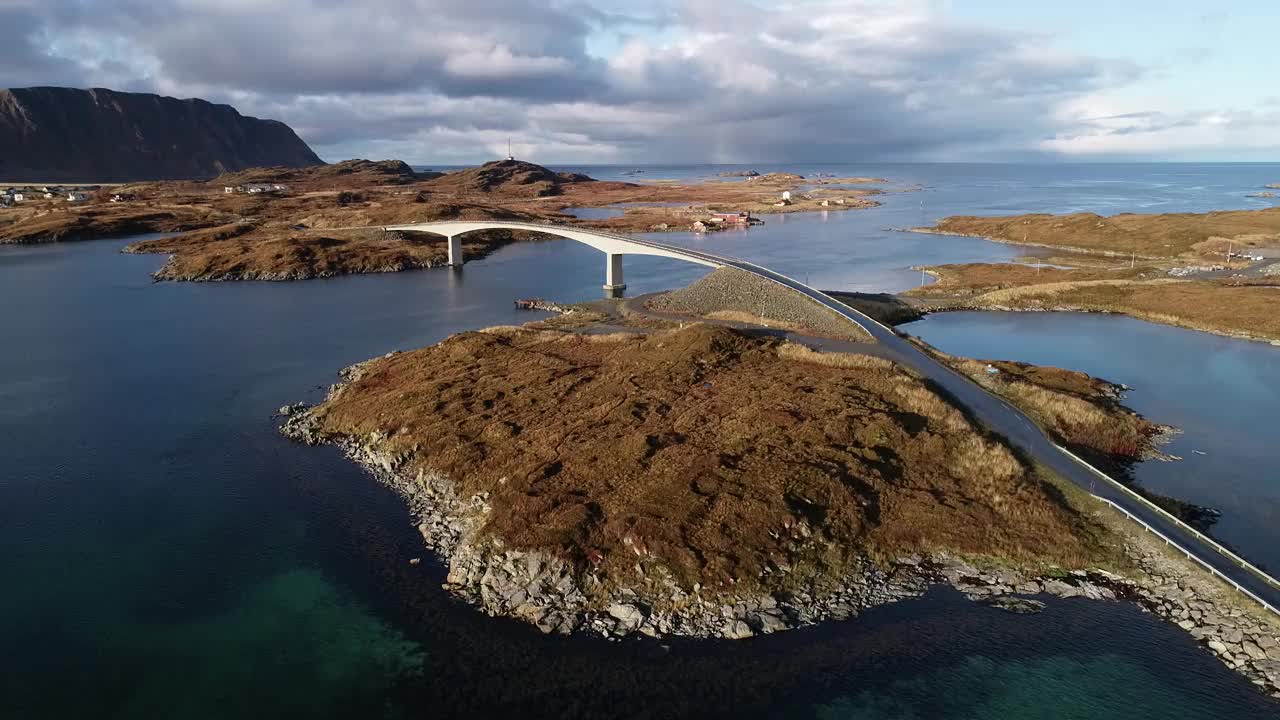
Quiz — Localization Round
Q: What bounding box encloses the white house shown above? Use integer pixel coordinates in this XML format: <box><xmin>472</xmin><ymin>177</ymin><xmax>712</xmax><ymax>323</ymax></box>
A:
<box><xmin>12</xmin><ymin>193</ymin><xmax>25</xmax><ymax>203</ymax></box>
<box><xmin>67</xmin><ymin>192</ymin><xmax>91</xmax><ymax>202</ymax></box>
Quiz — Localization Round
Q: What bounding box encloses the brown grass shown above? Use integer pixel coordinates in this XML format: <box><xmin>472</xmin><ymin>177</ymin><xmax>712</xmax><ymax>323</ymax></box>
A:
<box><xmin>933</xmin><ymin>207</ymin><xmax>1280</xmax><ymax>260</ymax></box>
<box><xmin>776</xmin><ymin>342</ymin><xmax>895</xmax><ymax>370</ymax></box>
<box><xmin>905</xmin><ymin>263</ymin><xmax>1153</xmax><ymax>298</ymax></box>
<box><xmin>306</xmin><ymin>324</ymin><xmax>1115</xmax><ymax>592</ymax></box>
<box><xmin>928</xmin><ymin>349</ymin><xmax>1162</xmax><ymax>461</ymax></box>
<box><xmin>979</xmin><ymin>279</ymin><xmax>1280</xmax><ymax>341</ymax></box>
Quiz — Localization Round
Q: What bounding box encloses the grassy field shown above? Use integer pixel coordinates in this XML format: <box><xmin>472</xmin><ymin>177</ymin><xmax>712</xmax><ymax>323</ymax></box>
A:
<box><xmin>931</xmin><ymin>206</ymin><xmax>1280</xmax><ymax>260</ymax></box>
<box><xmin>907</xmin><ymin>263</ymin><xmax>1280</xmax><ymax>342</ymax></box>
<box><xmin>302</xmin><ymin>323</ymin><xmax>1118</xmax><ymax>597</ymax></box>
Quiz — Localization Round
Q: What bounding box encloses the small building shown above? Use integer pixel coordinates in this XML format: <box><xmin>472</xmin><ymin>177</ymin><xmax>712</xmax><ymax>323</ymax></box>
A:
<box><xmin>12</xmin><ymin>193</ymin><xmax>25</xmax><ymax>203</ymax></box>
<box><xmin>224</xmin><ymin>186</ymin><xmax>236</xmax><ymax>194</ymax></box>
<box><xmin>42</xmin><ymin>191</ymin><xmax>56</xmax><ymax>199</ymax></box>
<box><xmin>709</xmin><ymin>211</ymin><xmax>751</xmax><ymax>225</ymax></box>
<box><xmin>67</xmin><ymin>191</ymin><xmax>91</xmax><ymax>202</ymax></box>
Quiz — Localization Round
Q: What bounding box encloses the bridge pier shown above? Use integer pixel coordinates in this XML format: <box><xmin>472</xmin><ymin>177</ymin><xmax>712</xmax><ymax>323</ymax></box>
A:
<box><xmin>447</xmin><ymin>234</ymin><xmax>463</xmax><ymax>266</ymax></box>
<box><xmin>603</xmin><ymin>252</ymin><xmax>625</xmax><ymax>293</ymax></box>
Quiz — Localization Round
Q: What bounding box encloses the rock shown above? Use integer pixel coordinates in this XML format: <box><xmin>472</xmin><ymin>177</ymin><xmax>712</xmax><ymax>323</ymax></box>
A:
<box><xmin>607</xmin><ymin>603</ymin><xmax>646</xmax><ymax>633</ymax></box>
<box><xmin>982</xmin><ymin>596</ymin><xmax>1046</xmax><ymax>614</ymax></box>
<box><xmin>723</xmin><ymin>619</ymin><xmax>754</xmax><ymax>639</ymax></box>
<box><xmin>408</xmin><ymin>557</ymin><xmax>421</xmax><ymax>565</ymax></box>
<box><xmin>1208</xmin><ymin>640</ymin><xmax>1229</xmax><ymax>655</ymax></box>
<box><xmin>749</xmin><ymin>609</ymin><xmax>790</xmax><ymax>634</ymax></box>
<box><xmin>1242</xmin><ymin>641</ymin><xmax>1268</xmax><ymax>662</ymax></box>
<box><xmin>1041</xmin><ymin>579</ymin><xmax>1078</xmax><ymax>598</ymax></box>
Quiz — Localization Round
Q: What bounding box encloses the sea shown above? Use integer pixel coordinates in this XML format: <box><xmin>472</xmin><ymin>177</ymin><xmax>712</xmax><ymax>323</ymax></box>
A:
<box><xmin>2</xmin><ymin>163</ymin><xmax>1278</xmax><ymax>718</ymax></box>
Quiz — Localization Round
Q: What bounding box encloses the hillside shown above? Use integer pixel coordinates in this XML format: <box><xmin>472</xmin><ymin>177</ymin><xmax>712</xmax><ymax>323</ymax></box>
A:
<box><xmin>425</xmin><ymin>159</ymin><xmax>601</xmax><ymax>197</ymax></box>
<box><xmin>0</xmin><ymin>87</ymin><xmax>323</xmax><ymax>182</ymax></box>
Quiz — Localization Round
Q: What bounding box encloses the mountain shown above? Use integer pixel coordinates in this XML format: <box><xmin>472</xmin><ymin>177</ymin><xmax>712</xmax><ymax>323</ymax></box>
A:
<box><xmin>0</xmin><ymin>87</ymin><xmax>324</xmax><ymax>182</ymax></box>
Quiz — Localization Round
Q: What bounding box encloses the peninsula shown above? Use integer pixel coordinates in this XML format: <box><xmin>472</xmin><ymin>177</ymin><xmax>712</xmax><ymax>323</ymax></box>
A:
<box><xmin>908</xmin><ymin>207</ymin><xmax>1280</xmax><ymax>342</ymax></box>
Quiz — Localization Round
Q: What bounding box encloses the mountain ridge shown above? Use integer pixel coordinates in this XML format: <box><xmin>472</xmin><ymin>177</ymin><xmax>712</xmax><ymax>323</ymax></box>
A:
<box><xmin>0</xmin><ymin>86</ymin><xmax>323</xmax><ymax>182</ymax></box>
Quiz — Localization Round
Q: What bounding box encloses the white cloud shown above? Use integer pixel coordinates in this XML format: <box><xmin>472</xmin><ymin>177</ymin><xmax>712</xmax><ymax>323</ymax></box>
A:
<box><xmin>3</xmin><ymin>0</ymin><xmax>1270</xmax><ymax>162</ymax></box>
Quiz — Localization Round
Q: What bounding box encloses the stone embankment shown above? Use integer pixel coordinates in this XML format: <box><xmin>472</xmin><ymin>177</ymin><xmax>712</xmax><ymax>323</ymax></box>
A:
<box><xmin>278</xmin><ymin>362</ymin><xmax>1280</xmax><ymax>699</ymax></box>
<box><xmin>648</xmin><ymin>267</ymin><xmax>871</xmax><ymax>341</ymax></box>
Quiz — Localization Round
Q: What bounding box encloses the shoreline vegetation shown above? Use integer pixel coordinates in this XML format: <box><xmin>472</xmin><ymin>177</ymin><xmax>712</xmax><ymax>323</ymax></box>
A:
<box><xmin>278</xmin><ymin>278</ymin><xmax>1280</xmax><ymax>695</ymax></box>
<box><xmin>0</xmin><ymin>159</ymin><xmax>882</xmax><ymax>281</ymax></box>
<box><xmin>905</xmin><ymin>207</ymin><xmax>1280</xmax><ymax>343</ymax></box>
<box><xmin>905</xmin><ymin>337</ymin><xmax>1224</xmax><ymax>530</ymax></box>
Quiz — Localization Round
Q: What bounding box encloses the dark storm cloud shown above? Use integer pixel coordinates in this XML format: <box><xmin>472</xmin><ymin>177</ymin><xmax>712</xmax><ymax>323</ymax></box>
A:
<box><xmin>0</xmin><ymin>4</ymin><xmax>84</xmax><ymax>88</ymax></box>
<box><xmin>1</xmin><ymin>0</ymin><xmax>1155</xmax><ymax>162</ymax></box>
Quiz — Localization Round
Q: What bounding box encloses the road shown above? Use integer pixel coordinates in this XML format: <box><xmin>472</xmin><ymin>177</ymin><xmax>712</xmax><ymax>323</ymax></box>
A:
<box><xmin>379</xmin><ymin>219</ymin><xmax>1280</xmax><ymax>615</ymax></box>
<box><xmin>615</xmin><ymin>234</ymin><xmax>1280</xmax><ymax>616</ymax></box>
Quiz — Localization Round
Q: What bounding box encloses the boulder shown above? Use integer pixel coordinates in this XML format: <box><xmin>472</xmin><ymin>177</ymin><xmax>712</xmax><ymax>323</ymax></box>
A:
<box><xmin>607</xmin><ymin>603</ymin><xmax>646</xmax><ymax>633</ymax></box>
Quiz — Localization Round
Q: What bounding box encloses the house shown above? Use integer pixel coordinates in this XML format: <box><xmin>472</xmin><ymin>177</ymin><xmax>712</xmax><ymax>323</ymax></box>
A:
<box><xmin>12</xmin><ymin>193</ymin><xmax>25</xmax><ymax>203</ymax></box>
<box><xmin>709</xmin><ymin>211</ymin><xmax>751</xmax><ymax>225</ymax></box>
<box><xmin>67</xmin><ymin>191</ymin><xmax>91</xmax><ymax>202</ymax></box>
<box><xmin>42</xmin><ymin>191</ymin><xmax>56</xmax><ymax>199</ymax></box>
<box><xmin>244</xmin><ymin>183</ymin><xmax>281</xmax><ymax>194</ymax></box>
<box><xmin>224</xmin><ymin>186</ymin><xmax>236</xmax><ymax>194</ymax></box>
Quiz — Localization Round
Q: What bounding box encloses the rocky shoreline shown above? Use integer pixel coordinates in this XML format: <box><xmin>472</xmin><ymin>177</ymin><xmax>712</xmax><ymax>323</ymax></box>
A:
<box><xmin>280</xmin><ymin>357</ymin><xmax>1280</xmax><ymax>699</ymax></box>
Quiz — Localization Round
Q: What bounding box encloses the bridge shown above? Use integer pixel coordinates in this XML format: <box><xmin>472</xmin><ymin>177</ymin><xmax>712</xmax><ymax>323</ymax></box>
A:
<box><xmin>384</xmin><ymin>219</ymin><xmax>1280</xmax><ymax>617</ymax></box>
<box><xmin>383</xmin><ymin>220</ymin><xmax>723</xmax><ymax>293</ymax></box>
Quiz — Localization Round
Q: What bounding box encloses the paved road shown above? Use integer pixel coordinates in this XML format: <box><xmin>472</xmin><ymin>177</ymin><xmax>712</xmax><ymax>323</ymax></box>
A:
<box><xmin>613</xmin><ymin>235</ymin><xmax>1280</xmax><ymax>615</ymax></box>
<box><xmin>381</xmin><ymin>220</ymin><xmax>1280</xmax><ymax>614</ymax></box>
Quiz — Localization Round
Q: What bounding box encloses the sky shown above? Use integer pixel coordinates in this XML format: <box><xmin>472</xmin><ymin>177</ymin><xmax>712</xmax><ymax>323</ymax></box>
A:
<box><xmin>2</xmin><ymin>0</ymin><xmax>1277</xmax><ymax>164</ymax></box>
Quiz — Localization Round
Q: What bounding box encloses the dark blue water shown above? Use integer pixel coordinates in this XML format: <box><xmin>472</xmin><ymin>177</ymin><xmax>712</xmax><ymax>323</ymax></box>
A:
<box><xmin>905</xmin><ymin>311</ymin><xmax>1280</xmax><ymax>571</ymax></box>
<box><xmin>5</xmin><ymin>163</ymin><xmax>1280</xmax><ymax>718</ymax></box>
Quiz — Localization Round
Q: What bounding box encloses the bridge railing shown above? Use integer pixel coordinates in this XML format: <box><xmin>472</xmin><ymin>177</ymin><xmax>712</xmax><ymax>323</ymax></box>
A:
<box><xmin>1054</xmin><ymin>443</ymin><xmax>1280</xmax><ymax>599</ymax></box>
<box><xmin>1091</xmin><ymin>495</ymin><xmax>1279</xmax><ymax>616</ymax></box>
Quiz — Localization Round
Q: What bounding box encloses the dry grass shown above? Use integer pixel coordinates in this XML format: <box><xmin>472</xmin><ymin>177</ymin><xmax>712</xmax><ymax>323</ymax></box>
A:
<box><xmin>705</xmin><ymin>310</ymin><xmax>826</xmax><ymax>335</ymax></box>
<box><xmin>776</xmin><ymin>342</ymin><xmax>895</xmax><ymax>370</ymax></box>
<box><xmin>975</xmin><ymin>279</ymin><xmax>1280</xmax><ymax>341</ymax></box>
<box><xmin>935</xmin><ymin>352</ymin><xmax>1162</xmax><ymax>462</ymax></box>
<box><xmin>305</xmin><ymin>324</ymin><xmax>1116</xmax><ymax>592</ymax></box>
<box><xmin>905</xmin><ymin>263</ymin><xmax>1153</xmax><ymax>298</ymax></box>
<box><xmin>934</xmin><ymin>206</ymin><xmax>1280</xmax><ymax>259</ymax></box>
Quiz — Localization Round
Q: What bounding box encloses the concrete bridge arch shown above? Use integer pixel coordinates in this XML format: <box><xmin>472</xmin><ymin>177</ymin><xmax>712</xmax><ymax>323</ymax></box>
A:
<box><xmin>383</xmin><ymin>220</ymin><xmax>722</xmax><ymax>292</ymax></box>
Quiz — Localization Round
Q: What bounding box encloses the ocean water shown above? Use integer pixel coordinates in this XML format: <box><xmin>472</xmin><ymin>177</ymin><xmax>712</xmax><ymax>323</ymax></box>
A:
<box><xmin>906</xmin><ymin>311</ymin><xmax>1280</xmax><ymax>572</ymax></box>
<box><xmin>3</xmin><ymin>164</ymin><xmax>1279</xmax><ymax>718</ymax></box>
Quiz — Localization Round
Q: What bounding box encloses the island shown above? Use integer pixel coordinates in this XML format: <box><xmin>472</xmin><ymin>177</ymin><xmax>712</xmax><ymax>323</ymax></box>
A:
<box><xmin>279</xmin><ymin>270</ymin><xmax>1280</xmax><ymax>696</ymax></box>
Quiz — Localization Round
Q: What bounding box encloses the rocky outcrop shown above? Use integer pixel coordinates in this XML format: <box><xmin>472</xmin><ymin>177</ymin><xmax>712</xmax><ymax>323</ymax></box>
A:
<box><xmin>424</xmin><ymin>159</ymin><xmax>596</xmax><ymax>198</ymax></box>
<box><xmin>0</xmin><ymin>86</ymin><xmax>322</xmax><ymax>181</ymax></box>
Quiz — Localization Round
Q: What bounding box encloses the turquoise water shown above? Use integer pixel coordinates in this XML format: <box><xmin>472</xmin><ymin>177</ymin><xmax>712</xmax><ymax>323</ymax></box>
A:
<box><xmin>3</xmin><ymin>164</ymin><xmax>1280</xmax><ymax>718</ymax></box>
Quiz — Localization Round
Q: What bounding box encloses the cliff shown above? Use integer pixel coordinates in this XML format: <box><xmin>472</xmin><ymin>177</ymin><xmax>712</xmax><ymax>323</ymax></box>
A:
<box><xmin>0</xmin><ymin>87</ymin><xmax>323</xmax><ymax>182</ymax></box>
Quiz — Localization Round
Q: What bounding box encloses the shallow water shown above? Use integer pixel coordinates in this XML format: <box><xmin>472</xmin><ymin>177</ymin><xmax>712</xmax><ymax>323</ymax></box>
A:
<box><xmin>905</xmin><ymin>311</ymin><xmax>1280</xmax><ymax>572</ymax></box>
<box><xmin>5</xmin><ymin>163</ymin><xmax>1280</xmax><ymax>718</ymax></box>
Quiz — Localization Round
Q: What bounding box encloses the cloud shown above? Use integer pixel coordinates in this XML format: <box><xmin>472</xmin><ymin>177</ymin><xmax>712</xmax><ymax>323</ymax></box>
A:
<box><xmin>2</xmin><ymin>0</ymin><xmax>1267</xmax><ymax>162</ymax></box>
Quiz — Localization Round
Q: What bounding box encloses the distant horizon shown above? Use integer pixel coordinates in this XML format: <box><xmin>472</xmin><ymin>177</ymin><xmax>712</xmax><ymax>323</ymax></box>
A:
<box><xmin>407</xmin><ymin>160</ymin><xmax>1280</xmax><ymax>168</ymax></box>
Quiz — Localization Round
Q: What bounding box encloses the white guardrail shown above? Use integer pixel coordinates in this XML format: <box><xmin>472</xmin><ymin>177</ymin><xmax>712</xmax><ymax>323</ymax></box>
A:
<box><xmin>1054</xmin><ymin>443</ymin><xmax>1280</xmax><ymax>616</ymax></box>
